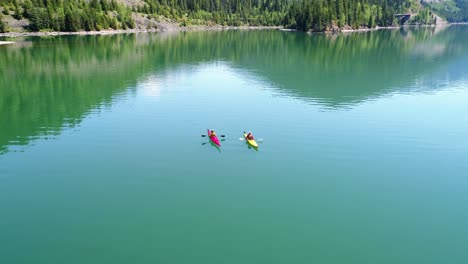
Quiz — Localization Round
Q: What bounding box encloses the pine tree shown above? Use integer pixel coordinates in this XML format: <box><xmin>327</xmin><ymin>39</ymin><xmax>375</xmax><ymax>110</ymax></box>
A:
<box><xmin>13</xmin><ymin>0</ymin><xmax>23</xmax><ymax>19</ymax></box>
<box><xmin>64</xmin><ymin>8</ymin><xmax>80</xmax><ymax>31</ymax></box>
<box><xmin>0</xmin><ymin>13</ymin><xmax>7</xmax><ymax>33</ymax></box>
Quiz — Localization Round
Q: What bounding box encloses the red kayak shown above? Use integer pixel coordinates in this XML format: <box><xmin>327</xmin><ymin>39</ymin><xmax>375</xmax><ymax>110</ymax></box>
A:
<box><xmin>208</xmin><ymin>129</ymin><xmax>221</xmax><ymax>146</ymax></box>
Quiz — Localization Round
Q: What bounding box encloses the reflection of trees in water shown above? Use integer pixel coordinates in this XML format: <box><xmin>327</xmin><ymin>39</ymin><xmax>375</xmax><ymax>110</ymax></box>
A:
<box><xmin>245</xmin><ymin>27</ymin><xmax>468</xmax><ymax>106</ymax></box>
<box><xmin>0</xmin><ymin>34</ymin><xmax>161</xmax><ymax>153</ymax></box>
<box><xmin>1</xmin><ymin>26</ymin><xmax>467</xmax><ymax>153</ymax></box>
<box><xmin>152</xmin><ymin>26</ymin><xmax>468</xmax><ymax>106</ymax></box>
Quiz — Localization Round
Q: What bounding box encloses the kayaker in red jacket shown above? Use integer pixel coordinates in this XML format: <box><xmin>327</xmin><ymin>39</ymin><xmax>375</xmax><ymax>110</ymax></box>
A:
<box><xmin>246</xmin><ymin>132</ymin><xmax>254</xmax><ymax>140</ymax></box>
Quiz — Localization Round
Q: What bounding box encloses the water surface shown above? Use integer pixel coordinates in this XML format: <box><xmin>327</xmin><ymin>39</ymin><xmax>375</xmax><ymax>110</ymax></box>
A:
<box><xmin>1</xmin><ymin>27</ymin><xmax>468</xmax><ymax>263</ymax></box>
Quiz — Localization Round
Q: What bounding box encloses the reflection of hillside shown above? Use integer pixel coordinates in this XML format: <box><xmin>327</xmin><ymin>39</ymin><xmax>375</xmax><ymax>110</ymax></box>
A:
<box><xmin>149</xmin><ymin>26</ymin><xmax>468</xmax><ymax>106</ymax></box>
<box><xmin>235</xmin><ymin>26</ymin><xmax>468</xmax><ymax>106</ymax></box>
<box><xmin>0</xmin><ymin>34</ymin><xmax>162</xmax><ymax>154</ymax></box>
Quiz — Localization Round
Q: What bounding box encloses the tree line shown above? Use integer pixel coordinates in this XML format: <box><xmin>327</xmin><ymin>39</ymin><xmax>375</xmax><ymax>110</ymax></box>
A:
<box><xmin>0</xmin><ymin>13</ymin><xmax>6</xmax><ymax>32</ymax></box>
<box><xmin>1</xmin><ymin>0</ymin><xmax>134</xmax><ymax>32</ymax></box>
<box><xmin>283</xmin><ymin>0</ymin><xmax>411</xmax><ymax>31</ymax></box>
<box><xmin>2</xmin><ymin>0</ymin><xmax>467</xmax><ymax>33</ymax></box>
<box><xmin>0</xmin><ymin>0</ymin><xmax>288</xmax><ymax>32</ymax></box>
<box><xmin>142</xmin><ymin>0</ymin><xmax>287</xmax><ymax>14</ymax></box>
<box><xmin>138</xmin><ymin>0</ymin><xmax>289</xmax><ymax>26</ymax></box>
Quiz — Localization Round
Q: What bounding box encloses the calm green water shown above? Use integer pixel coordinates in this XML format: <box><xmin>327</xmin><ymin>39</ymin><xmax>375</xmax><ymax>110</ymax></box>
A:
<box><xmin>1</xmin><ymin>27</ymin><xmax>468</xmax><ymax>263</ymax></box>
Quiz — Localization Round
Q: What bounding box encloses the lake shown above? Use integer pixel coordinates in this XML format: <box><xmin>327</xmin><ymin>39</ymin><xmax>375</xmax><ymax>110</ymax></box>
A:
<box><xmin>1</xmin><ymin>26</ymin><xmax>468</xmax><ymax>263</ymax></box>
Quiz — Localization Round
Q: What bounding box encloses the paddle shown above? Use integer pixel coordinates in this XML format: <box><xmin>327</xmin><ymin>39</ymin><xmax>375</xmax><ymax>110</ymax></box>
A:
<box><xmin>241</xmin><ymin>131</ymin><xmax>263</xmax><ymax>143</ymax></box>
<box><xmin>240</xmin><ymin>138</ymin><xmax>263</xmax><ymax>142</ymax></box>
<box><xmin>203</xmin><ymin>128</ymin><xmax>225</xmax><ymax>138</ymax></box>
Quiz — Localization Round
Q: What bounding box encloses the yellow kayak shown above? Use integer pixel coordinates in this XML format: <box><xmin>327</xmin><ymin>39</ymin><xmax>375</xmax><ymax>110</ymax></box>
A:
<box><xmin>244</xmin><ymin>133</ymin><xmax>258</xmax><ymax>148</ymax></box>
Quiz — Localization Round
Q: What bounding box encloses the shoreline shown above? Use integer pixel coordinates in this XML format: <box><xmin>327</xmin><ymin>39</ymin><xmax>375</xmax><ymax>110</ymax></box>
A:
<box><xmin>0</xmin><ymin>26</ymin><xmax>281</xmax><ymax>38</ymax></box>
<box><xmin>1</xmin><ymin>22</ymin><xmax>466</xmax><ymax>38</ymax></box>
<box><xmin>314</xmin><ymin>23</ymin><xmax>464</xmax><ymax>34</ymax></box>
<box><xmin>340</xmin><ymin>26</ymin><xmax>400</xmax><ymax>33</ymax></box>
<box><xmin>450</xmin><ymin>22</ymin><xmax>468</xmax><ymax>25</ymax></box>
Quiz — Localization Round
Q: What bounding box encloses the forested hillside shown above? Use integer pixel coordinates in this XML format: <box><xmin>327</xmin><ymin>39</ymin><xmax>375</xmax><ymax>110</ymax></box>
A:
<box><xmin>0</xmin><ymin>0</ymin><xmax>466</xmax><ymax>33</ymax></box>
<box><xmin>283</xmin><ymin>0</ymin><xmax>407</xmax><ymax>31</ymax></box>
<box><xmin>1</xmin><ymin>0</ymin><xmax>135</xmax><ymax>32</ymax></box>
<box><xmin>425</xmin><ymin>0</ymin><xmax>468</xmax><ymax>22</ymax></box>
<box><xmin>140</xmin><ymin>0</ymin><xmax>288</xmax><ymax>26</ymax></box>
<box><xmin>0</xmin><ymin>0</ymin><xmax>287</xmax><ymax>32</ymax></box>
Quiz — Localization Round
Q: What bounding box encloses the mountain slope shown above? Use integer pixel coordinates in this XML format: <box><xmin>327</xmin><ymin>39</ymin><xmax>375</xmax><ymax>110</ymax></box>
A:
<box><xmin>0</xmin><ymin>0</ymin><xmax>466</xmax><ymax>33</ymax></box>
<box><xmin>424</xmin><ymin>0</ymin><xmax>468</xmax><ymax>22</ymax></box>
